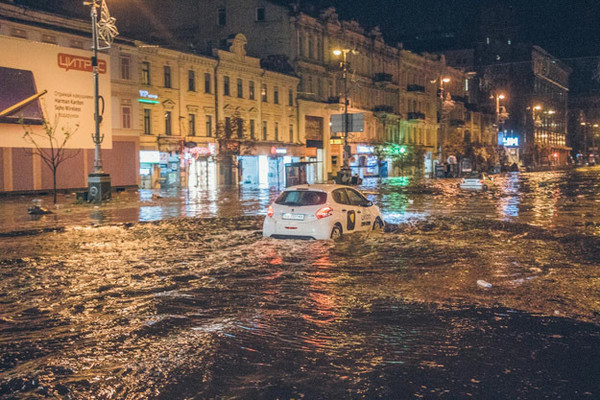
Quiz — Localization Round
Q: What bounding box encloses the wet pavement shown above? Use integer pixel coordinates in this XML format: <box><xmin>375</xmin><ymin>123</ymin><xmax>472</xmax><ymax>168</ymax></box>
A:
<box><xmin>1</xmin><ymin>167</ymin><xmax>599</xmax><ymax>399</ymax></box>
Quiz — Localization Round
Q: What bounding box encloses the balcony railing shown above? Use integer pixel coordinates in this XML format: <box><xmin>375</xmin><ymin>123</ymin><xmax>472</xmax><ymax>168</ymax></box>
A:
<box><xmin>407</xmin><ymin>112</ymin><xmax>426</xmax><ymax>121</ymax></box>
<box><xmin>373</xmin><ymin>105</ymin><xmax>394</xmax><ymax>113</ymax></box>
<box><xmin>407</xmin><ymin>84</ymin><xmax>425</xmax><ymax>93</ymax></box>
<box><xmin>373</xmin><ymin>73</ymin><xmax>393</xmax><ymax>83</ymax></box>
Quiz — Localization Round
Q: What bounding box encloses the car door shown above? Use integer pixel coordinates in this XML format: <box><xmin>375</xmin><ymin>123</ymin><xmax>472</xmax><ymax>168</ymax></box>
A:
<box><xmin>345</xmin><ymin>188</ymin><xmax>372</xmax><ymax>231</ymax></box>
<box><xmin>331</xmin><ymin>188</ymin><xmax>356</xmax><ymax>232</ymax></box>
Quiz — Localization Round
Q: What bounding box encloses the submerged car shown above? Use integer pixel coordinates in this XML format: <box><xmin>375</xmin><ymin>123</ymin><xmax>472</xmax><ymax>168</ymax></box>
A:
<box><xmin>459</xmin><ymin>172</ymin><xmax>495</xmax><ymax>191</ymax></box>
<box><xmin>263</xmin><ymin>184</ymin><xmax>384</xmax><ymax>240</ymax></box>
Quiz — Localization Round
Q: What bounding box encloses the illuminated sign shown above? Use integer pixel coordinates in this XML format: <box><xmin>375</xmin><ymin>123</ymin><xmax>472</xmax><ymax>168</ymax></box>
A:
<box><xmin>330</xmin><ymin>138</ymin><xmax>343</xmax><ymax>145</ymax></box>
<box><xmin>270</xmin><ymin>146</ymin><xmax>287</xmax><ymax>155</ymax></box>
<box><xmin>356</xmin><ymin>145</ymin><xmax>374</xmax><ymax>154</ymax></box>
<box><xmin>138</xmin><ymin>90</ymin><xmax>159</xmax><ymax>104</ymax></box>
<box><xmin>139</xmin><ymin>168</ymin><xmax>151</xmax><ymax>175</ymax></box>
<box><xmin>188</xmin><ymin>143</ymin><xmax>217</xmax><ymax>157</ymax></box>
<box><xmin>58</xmin><ymin>53</ymin><xmax>106</xmax><ymax>74</ymax></box>
<box><xmin>139</xmin><ymin>150</ymin><xmax>160</xmax><ymax>163</ymax></box>
<box><xmin>502</xmin><ymin>137</ymin><xmax>519</xmax><ymax>147</ymax></box>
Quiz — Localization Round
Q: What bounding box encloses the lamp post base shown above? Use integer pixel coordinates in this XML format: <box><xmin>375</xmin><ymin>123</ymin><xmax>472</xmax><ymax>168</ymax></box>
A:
<box><xmin>87</xmin><ymin>173</ymin><xmax>111</xmax><ymax>203</ymax></box>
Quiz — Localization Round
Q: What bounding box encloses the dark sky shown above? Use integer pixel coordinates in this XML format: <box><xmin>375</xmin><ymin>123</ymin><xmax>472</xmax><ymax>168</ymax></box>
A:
<box><xmin>9</xmin><ymin>0</ymin><xmax>600</xmax><ymax>59</ymax></box>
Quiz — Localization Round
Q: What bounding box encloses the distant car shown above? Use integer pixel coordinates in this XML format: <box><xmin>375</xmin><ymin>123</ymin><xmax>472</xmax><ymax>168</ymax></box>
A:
<box><xmin>459</xmin><ymin>172</ymin><xmax>495</xmax><ymax>191</ymax></box>
<box><xmin>263</xmin><ymin>184</ymin><xmax>385</xmax><ymax>240</ymax></box>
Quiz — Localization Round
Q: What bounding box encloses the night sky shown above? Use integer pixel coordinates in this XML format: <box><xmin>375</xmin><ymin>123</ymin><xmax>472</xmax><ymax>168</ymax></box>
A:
<box><xmin>9</xmin><ymin>0</ymin><xmax>600</xmax><ymax>59</ymax></box>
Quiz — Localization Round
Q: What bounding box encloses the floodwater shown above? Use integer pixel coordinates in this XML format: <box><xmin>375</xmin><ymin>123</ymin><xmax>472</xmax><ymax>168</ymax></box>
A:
<box><xmin>1</xmin><ymin>168</ymin><xmax>599</xmax><ymax>399</ymax></box>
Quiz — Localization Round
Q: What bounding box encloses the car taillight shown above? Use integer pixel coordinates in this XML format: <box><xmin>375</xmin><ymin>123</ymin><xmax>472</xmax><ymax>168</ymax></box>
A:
<box><xmin>315</xmin><ymin>206</ymin><xmax>333</xmax><ymax>219</ymax></box>
<box><xmin>478</xmin><ymin>180</ymin><xmax>483</xmax><ymax>184</ymax></box>
<box><xmin>461</xmin><ymin>179</ymin><xmax>465</xmax><ymax>183</ymax></box>
<box><xmin>267</xmin><ymin>205</ymin><xmax>274</xmax><ymax>217</ymax></box>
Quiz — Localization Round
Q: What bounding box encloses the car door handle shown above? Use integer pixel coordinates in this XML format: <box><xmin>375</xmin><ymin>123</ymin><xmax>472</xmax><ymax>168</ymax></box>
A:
<box><xmin>341</xmin><ymin>209</ymin><xmax>347</xmax><ymax>212</ymax></box>
<box><xmin>357</xmin><ymin>211</ymin><xmax>361</xmax><ymax>214</ymax></box>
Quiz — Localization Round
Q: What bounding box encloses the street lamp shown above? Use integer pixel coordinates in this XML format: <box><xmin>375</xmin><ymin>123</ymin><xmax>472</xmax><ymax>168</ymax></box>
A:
<box><xmin>332</xmin><ymin>48</ymin><xmax>356</xmax><ymax>182</ymax></box>
<box><xmin>85</xmin><ymin>0</ymin><xmax>118</xmax><ymax>202</ymax></box>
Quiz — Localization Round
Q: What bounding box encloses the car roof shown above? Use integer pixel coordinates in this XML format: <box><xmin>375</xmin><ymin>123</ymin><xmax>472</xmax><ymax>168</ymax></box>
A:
<box><xmin>283</xmin><ymin>184</ymin><xmax>356</xmax><ymax>194</ymax></box>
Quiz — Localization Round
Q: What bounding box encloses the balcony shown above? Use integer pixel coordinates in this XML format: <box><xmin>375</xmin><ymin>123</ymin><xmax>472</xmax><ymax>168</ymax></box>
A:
<box><xmin>373</xmin><ymin>73</ymin><xmax>393</xmax><ymax>83</ymax></box>
<box><xmin>407</xmin><ymin>112</ymin><xmax>426</xmax><ymax>121</ymax></box>
<box><xmin>407</xmin><ymin>84</ymin><xmax>425</xmax><ymax>93</ymax></box>
<box><xmin>450</xmin><ymin>119</ymin><xmax>465</xmax><ymax>127</ymax></box>
<box><xmin>373</xmin><ymin>105</ymin><xmax>394</xmax><ymax>113</ymax></box>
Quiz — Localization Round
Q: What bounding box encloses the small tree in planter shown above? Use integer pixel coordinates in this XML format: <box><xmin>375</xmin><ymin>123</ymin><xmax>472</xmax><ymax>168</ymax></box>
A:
<box><xmin>22</xmin><ymin>113</ymin><xmax>80</xmax><ymax>203</ymax></box>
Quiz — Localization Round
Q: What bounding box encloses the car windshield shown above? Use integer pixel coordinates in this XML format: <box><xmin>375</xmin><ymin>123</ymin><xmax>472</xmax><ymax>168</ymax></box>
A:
<box><xmin>275</xmin><ymin>190</ymin><xmax>327</xmax><ymax>206</ymax></box>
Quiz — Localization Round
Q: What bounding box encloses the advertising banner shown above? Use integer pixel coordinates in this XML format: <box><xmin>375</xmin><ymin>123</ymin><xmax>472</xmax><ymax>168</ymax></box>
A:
<box><xmin>0</xmin><ymin>35</ymin><xmax>112</xmax><ymax>149</ymax></box>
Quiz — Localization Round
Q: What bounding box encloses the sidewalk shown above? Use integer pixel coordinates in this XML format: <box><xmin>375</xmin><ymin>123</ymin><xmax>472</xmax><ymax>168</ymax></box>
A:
<box><xmin>0</xmin><ymin>186</ymin><xmax>279</xmax><ymax>235</ymax></box>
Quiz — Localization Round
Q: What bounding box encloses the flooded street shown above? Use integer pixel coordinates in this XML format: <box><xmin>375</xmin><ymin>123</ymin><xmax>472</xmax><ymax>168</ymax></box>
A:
<box><xmin>1</xmin><ymin>168</ymin><xmax>600</xmax><ymax>399</ymax></box>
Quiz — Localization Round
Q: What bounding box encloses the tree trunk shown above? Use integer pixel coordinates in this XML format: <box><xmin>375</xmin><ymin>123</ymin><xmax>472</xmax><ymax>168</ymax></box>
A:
<box><xmin>52</xmin><ymin>167</ymin><xmax>57</xmax><ymax>204</ymax></box>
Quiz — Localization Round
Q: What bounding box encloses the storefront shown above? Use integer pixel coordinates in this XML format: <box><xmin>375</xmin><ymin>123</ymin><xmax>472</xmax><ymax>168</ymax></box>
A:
<box><xmin>139</xmin><ymin>150</ymin><xmax>161</xmax><ymax>189</ymax></box>
<box><xmin>238</xmin><ymin>144</ymin><xmax>303</xmax><ymax>188</ymax></box>
<box><xmin>159</xmin><ymin>152</ymin><xmax>181</xmax><ymax>189</ymax></box>
<box><xmin>185</xmin><ymin>143</ymin><xmax>217</xmax><ymax>189</ymax></box>
<box><xmin>349</xmin><ymin>144</ymin><xmax>388</xmax><ymax>178</ymax></box>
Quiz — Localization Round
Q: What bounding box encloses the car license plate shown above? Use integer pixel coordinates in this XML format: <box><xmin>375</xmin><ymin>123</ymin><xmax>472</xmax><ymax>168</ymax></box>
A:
<box><xmin>282</xmin><ymin>213</ymin><xmax>304</xmax><ymax>221</ymax></box>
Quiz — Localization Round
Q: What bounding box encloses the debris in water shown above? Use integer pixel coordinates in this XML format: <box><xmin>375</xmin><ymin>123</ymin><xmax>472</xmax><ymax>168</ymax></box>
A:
<box><xmin>476</xmin><ymin>279</ymin><xmax>492</xmax><ymax>289</ymax></box>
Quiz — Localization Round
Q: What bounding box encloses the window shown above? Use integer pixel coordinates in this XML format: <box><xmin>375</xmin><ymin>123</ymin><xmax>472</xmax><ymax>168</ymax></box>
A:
<box><xmin>206</xmin><ymin>115</ymin><xmax>213</xmax><ymax>137</ymax></box>
<box><xmin>142</xmin><ymin>62</ymin><xmax>150</xmax><ymax>85</ymax></box>
<box><xmin>262</xmin><ymin>121</ymin><xmax>268</xmax><ymax>140</ymax></box>
<box><xmin>332</xmin><ymin>189</ymin><xmax>350</xmax><ymax>205</ymax></box>
<box><xmin>262</xmin><ymin>84</ymin><xmax>267</xmax><ymax>102</ymax></box>
<box><xmin>275</xmin><ymin>190</ymin><xmax>327</xmax><ymax>206</ymax></box>
<box><xmin>308</xmin><ymin>36</ymin><xmax>314</xmax><ymax>59</ymax></box>
<box><xmin>225</xmin><ymin>117</ymin><xmax>232</xmax><ymax>134</ymax></box>
<box><xmin>188</xmin><ymin>70</ymin><xmax>196</xmax><ymax>91</ymax></box>
<box><xmin>275</xmin><ymin>122</ymin><xmax>279</xmax><ymax>141</ymax></box>
<box><xmin>143</xmin><ymin>109</ymin><xmax>151</xmax><ymax>134</ymax></box>
<box><xmin>120</xmin><ymin>57</ymin><xmax>130</xmax><ymax>80</ymax></box>
<box><xmin>218</xmin><ymin>8</ymin><xmax>226</xmax><ymax>25</ymax></box>
<box><xmin>346</xmin><ymin>188</ymin><xmax>368</xmax><ymax>206</ymax></box>
<box><xmin>204</xmin><ymin>73</ymin><xmax>211</xmax><ymax>93</ymax></box>
<box><xmin>224</xmin><ymin>76</ymin><xmax>230</xmax><ymax>96</ymax></box>
<box><xmin>274</xmin><ymin>86</ymin><xmax>279</xmax><ymax>104</ymax></box>
<box><xmin>189</xmin><ymin>114</ymin><xmax>196</xmax><ymax>136</ymax></box>
<box><xmin>289</xmin><ymin>124</ymin><xmax>294</xmax><ymax>142</ymax></box>
<box><xmin>41</xmin><ymin>34</ymin><xmax>56</xmax><ymax>44</ymax></box>
<box><xmin>165</xmin><ymin>111</ymin><xmax>172</xmax><ymax>135</ymax></box>
<box><xmin>121</xmin><ymin>102</ymin><xmax>131</xmax><ymax>129</ymax></box>
<box><xmin>237</xmin><ymin>78</ymin><xmax>243</xmax><ymax>98</ymax></box>
<box><xmin>250</xmin><ymin>119</ymin><xmax>256</xmax><ymax>140</ymax></box>
<box><xmin>249</xmin><ymin>81</ymin><xmax>255</xmax><ymax>100</ymax></box>
<box><xmin>288</xmin><ymin>89</ymin><xmax>294</xmax><ymax>106</ymax></box>
<box><xmin>164</xmin><ymin>66</ymin><xmax>171</xmax><ymax>88</ymax></box>
<box><xmin>255</xmin><ymin>7</ymin><xmax>265</xmax><ymax>22</ymax></box>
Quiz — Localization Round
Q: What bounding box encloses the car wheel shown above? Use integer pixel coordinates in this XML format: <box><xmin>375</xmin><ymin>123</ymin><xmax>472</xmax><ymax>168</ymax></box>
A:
<box><xmin>482</xmin><ymin>184</ymin><xmax>488</xmax><ymax>191</ymax></box>
<box><xmin>330</xmin><ymin>224</ymin><xmax>343</xmax><ymax>240</ymax></box>
<box><xmin>372</xmin><ymin>218</ymin><xmax>384</xmax><ymax>232</ymax></box>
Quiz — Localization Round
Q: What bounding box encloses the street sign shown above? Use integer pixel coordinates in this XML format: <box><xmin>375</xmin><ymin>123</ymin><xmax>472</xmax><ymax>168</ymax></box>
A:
<box><xmin>330</xmin><ymin>113</ymin><xmax>364</xmax><ymax>133</ymax></box>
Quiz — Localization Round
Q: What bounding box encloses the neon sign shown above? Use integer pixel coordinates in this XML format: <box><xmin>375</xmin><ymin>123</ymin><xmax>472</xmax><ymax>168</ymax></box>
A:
<box><xmin>502</xmin><ymin>137</ymin><xmax>519</xmax><ymax>147</ymax></box>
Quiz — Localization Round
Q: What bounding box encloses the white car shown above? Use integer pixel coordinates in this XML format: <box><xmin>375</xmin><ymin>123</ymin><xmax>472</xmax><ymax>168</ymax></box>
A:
<box><xmin>263</xmin><ymin>184</ymin><xmax>385</xmax><ymax>240</ymax></box>
<box><xmin>459</xmin><ymin>172</ymin><xmax>495</xmax><ymax>191</ymax></box>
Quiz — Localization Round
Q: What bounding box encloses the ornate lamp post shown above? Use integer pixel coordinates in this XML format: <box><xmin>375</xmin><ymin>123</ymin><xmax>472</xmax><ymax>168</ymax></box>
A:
<box><xmin>85</xmin><ymin>0</ymin><xmax>118</xmax><ymax>202</ymax></box>
<box><xmin>332</xmin><ymin>48</ymin><xmax>357</xmax><ymax>183</ymax></box>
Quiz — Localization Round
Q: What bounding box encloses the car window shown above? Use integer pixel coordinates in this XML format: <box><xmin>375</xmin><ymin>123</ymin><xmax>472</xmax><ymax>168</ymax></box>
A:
<box><xmin>346</xmin><ymin>188</ymin><xmax>368</xmax><ymax>206</ymax></box>
<box><xmin>332</xmin><ymin>189</ymin><xmax>350</xmax><ymax>205</ymax></box>
<box><xmin>275</xmin><ymin>190</ymin><xmax>327</xmax><ymax>206</ymax></box>
<box><xmin>465</xmin><ymin>172</ymin><xmax>483</xmax><ymax>179</ymax></box>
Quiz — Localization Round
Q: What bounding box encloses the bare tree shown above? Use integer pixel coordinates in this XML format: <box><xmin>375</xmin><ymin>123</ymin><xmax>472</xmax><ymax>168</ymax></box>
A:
<box><xmin>22</xmin><ymin>113</ymin><xmax>80</xmax><ymax>203</ymax></box>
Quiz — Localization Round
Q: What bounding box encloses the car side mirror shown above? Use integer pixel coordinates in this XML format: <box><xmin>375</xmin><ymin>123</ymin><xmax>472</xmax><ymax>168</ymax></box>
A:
<box><xmin>362</xmin><ymin>201</ymin><xmax>373</xmax><ymax>207</ymax></box>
